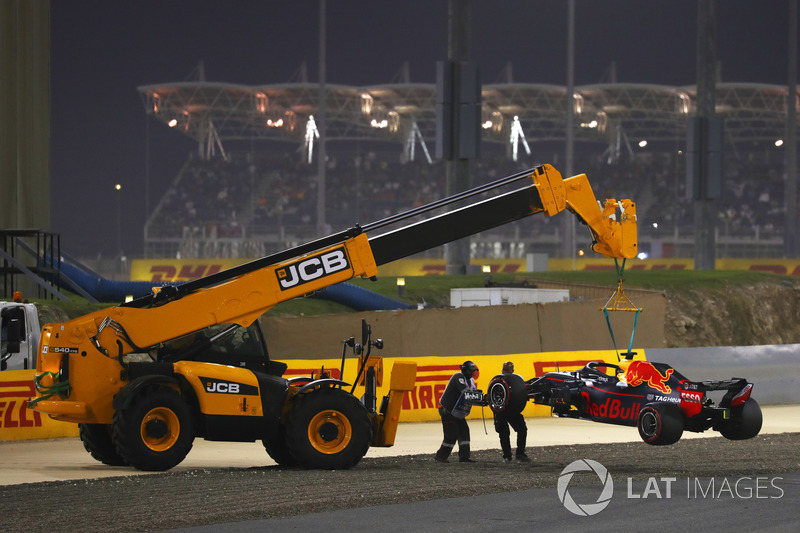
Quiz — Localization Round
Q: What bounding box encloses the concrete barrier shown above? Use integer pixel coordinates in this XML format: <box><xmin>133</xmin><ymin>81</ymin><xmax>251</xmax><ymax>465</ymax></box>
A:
<box><xmin>646</xmin><ymin>345</ymin><xmax>800</xmax><ymax>405</ymax></box>
<box><xmin>4</xmin><ymin>343</ymin><xmax>794</xmax><ymax>441</ymax></box>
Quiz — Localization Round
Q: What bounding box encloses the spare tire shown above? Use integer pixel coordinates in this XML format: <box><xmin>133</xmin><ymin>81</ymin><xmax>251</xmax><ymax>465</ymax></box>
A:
<box><xmin>487</xmin><ymin>374</ymin><xmax>528</xmax><ymax>415</ymax></box>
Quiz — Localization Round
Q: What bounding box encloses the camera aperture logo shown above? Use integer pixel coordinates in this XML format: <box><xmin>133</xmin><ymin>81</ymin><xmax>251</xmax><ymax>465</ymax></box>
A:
<box><xmin>557</xmin><ymin>459</ymin><xmax>614</xmax><ymax>516</ymax></box>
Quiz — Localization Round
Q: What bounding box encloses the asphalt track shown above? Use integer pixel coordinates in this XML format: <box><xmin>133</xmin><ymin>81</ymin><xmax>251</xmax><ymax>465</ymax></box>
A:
<box><xmin>167</xmin><ymin>474</ymin><xmax>800</xmax><ymax>533</ymax></box>
<box><xmin>2</xmin><ymin>406</ymin><xmax>798</xmax><ymax>532</ymax></box>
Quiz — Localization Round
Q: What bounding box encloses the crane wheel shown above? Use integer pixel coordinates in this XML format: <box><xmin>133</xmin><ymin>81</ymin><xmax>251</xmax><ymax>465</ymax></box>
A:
<box><xmin>262</xmin><ymin>429</ymin><xmax>298</xmax><ymax>467</ymax></box>
<box><xmin>112</xmin><ymin>387</ymin><xmax>195</xmax><ymax>471</ymax></box>
<box><xmin>79</xmin><ymin>423</ymin><xmax>128</xmax><ymax>466</ymax></box>
<box><xmin>285</xmin><ymin>387</ymin><xmax>372</xmax><ymax>470</ymax></box>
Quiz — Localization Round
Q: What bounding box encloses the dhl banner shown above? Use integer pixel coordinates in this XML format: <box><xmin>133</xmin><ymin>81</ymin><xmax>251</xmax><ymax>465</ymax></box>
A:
<box><xmin>131</xmin><ymin>257</ymin><xmax>800</xmax><ymax>282</ymax></box>
<box><xmin>131</xmin><ymin>259</ymin><xmax>245</xmax><ymax>282</ymax></box>
<box><xmin>284</xmin><ymin>349</ymin><xmax>648</xmax><ymax>423</ymax></box>
<box><xmin>0</xmin><ymin>370</ymin><xmax>79</xmax><ymax>441</ymax></box>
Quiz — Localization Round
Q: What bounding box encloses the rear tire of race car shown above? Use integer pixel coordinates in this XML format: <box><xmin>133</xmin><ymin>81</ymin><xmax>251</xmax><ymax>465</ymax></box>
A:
<box><xmin>79</xmin><ymin>423</ymin><xmax>128</xmax><ymax>466</ymax></box>
<box><xmin>719</xmin><ymin>398</ymin><xmax>762</xmax><ymax>440</ymax></box>
<box><xmin>284</xmin><ymin>387</ymin><xmax>372</xmax><ymax>470</ymax></box>
<box><xmin>637</xmin><ymin>403</ymin><xmax>684</xmax><ymax>445</ymax></box>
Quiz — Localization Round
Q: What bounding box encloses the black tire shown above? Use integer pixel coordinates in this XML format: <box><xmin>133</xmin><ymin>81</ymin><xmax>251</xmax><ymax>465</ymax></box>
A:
<box><xmin>720</xmin><ymin>398</ymin><xmax>763</xmax><ymax>440</ymax></box>
<box><xmin>79</xmin><ymin>423</ymin><xmax>128</xmax><ymax>466</ymax></box>
<box><xmin>487</xmin><ymin>377</ymin><xmax>509</xmax><ymax>413</ymax></box>
<box><xmin>263</xmin><ymin>429</ymin><xmax>298</xmax><ymax>467</ymax></box>
<box><xmin>284</xmin><ymin>387</ymin><xmax>372</xmax><ymax>470</ymax></box>
<box><xmin>112</xmin><ymin>387</ymin><xmax>195</xmax><ymax>471</ymax></box>
<box><xmin>638</xmin><ymin>403</ymin><xmax>684</xmax><ymax>445</ymax></box>
<box><xmin>487</xmin><ymin>374</ymin><xmax>528</xmax><ymax>415</ymax></box>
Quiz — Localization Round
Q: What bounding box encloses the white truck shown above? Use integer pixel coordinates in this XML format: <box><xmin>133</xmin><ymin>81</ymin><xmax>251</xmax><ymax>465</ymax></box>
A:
<box><xmin>1</xmin><ymin>294</ymin><xmax>40</xmax><ymax>371</ymax></box>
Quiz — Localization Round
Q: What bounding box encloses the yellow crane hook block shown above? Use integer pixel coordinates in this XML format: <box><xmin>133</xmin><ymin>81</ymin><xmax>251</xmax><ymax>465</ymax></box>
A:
<box><xmin>602</xmin><ymin>280</ymin><xmax>641</xmax><ymax>313</ymax></box>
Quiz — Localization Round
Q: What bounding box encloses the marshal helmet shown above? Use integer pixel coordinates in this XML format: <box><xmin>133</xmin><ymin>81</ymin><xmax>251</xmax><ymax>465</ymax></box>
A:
<box><xmin>461</xmin><ymin>360</ymin><xmax>479</xmax><ymax>379</ymax></box>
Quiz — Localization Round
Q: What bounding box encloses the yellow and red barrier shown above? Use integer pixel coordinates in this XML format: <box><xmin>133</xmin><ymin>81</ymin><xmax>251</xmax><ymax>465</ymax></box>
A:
<box><xmin>0</xmin><ymin>370</ymin><xmax>78</xmax><ymax>441</ymax></box>
<box><xmin>283</xmin><ymin>349</ymin><xmax>648</xmax><ymax>423</ymax></box>
<box><xmin>2</xmin><ymin>350</ymin><xmax>646</xmax><ymax>440</ymax></box>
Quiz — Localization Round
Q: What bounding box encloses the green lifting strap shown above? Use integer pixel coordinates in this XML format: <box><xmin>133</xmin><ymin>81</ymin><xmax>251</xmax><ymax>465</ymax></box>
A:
<box><xmin>626</xmin><ymin>307</ymin><xmax>642</xmax><ymax>355</ymax></box>
<box><xmin>602</xmin><ymin>258</ymin><xmax>642</xmax><ymax>361</ymax></box>
<box><xmin>27</xmin><ymin>371</ymin><xmax>71</xmax><ymax>407</ymax></box>
<box><xmin>602</xmin><ymin>306</ymin><xmax>620</xmax><ymax>359</ymax></box>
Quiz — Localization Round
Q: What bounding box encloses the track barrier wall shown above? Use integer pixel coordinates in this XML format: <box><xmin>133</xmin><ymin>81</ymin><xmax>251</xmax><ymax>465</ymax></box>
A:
<box><xmin>0</xmin><ymin>370</ymin><xmax>79</xmax><ymax>441</ymax></box>
<box><xmin>260</xmin><ymin>294</ymin><xmax>667</xmax><ymax>358</ymax></box>
<box><xmin>0</xmin><ymin>350</ymin><xmax>640</xmax><ymax>440</ymax></box>
<box><xmin>646</xmin><ymin>345</ymin><xmax>800</xmax><ymax>405</ymax></box>
<box><xmin>3</xmin><ymin>342</ymin><xmax>796</xmax><ymax>440</ymax></box>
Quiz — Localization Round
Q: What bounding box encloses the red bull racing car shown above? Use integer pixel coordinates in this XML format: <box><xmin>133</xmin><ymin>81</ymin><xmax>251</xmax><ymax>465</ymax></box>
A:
<box><xmin>487</xmin><ymin>359</ymin><xmax>762</xmax><ymax>445</ymax></box>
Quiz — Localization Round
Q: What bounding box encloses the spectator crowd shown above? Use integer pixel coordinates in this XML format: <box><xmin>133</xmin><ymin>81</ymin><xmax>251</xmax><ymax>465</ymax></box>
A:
<box><xmin>145</xmin><ymin>148</ymin><xmax>789</xmax><ymax>259</ymax></box>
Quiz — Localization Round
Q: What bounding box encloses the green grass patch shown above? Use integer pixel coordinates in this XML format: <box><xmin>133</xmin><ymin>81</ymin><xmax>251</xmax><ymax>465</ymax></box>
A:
<box><xmin>519</xmin><ymin>269</ymin><xmax>792</xmax><ymax>291</ymax></box>
<box><xmin>25</xmin><ymin>269</ymin><xmax>796</xmax><ymax>320</ymax></box>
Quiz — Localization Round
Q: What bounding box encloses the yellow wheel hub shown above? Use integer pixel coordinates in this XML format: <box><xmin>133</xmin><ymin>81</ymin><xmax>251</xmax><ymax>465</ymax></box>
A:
<box><xmin>307</xmin><ymin>409</ymin><xmax>352</xmax><ymax>454</ymax></box>
<box><xmin>140</xmin><ymin>407</ymin><xmax>180</xmax><ymax>452</ymax></box>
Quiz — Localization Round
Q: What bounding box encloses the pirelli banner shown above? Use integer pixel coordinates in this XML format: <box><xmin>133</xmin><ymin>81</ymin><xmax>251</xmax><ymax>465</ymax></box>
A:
<box><xmin>131</xmin><ymin>257</ymin><xmax>800</xmax><ymax>281</ymax></box>
<box><xmin>1</xmin><ymin>351</ymin><xmax>644</xmax><ymax>439</ymax></box>
<box><xmin>0</xmin><ymin>370</ymin><xmax>79</xmax><ymax>441</ymax></box>
<box><xmin>283</xmin><ymin>349</ymin><xmax>648</xmax><ymax>423</ymax></box>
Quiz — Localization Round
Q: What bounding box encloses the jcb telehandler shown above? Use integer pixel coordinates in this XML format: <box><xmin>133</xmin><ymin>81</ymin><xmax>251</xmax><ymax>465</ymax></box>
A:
<box><xmin>29</xmin><ymin>164</ymin><xmax>637</xmax><ymax>470</ymax></box>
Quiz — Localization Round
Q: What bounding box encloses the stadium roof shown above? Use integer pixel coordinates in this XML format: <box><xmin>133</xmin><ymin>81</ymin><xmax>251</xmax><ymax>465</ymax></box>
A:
<box><xmin>138</xmin><ymin>81</ymin><xmax>799</xmax><ymax>156</ymax></box>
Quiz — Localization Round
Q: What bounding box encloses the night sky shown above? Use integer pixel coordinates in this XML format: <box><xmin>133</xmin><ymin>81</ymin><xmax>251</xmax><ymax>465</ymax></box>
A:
<box><xmin>49</xmin><ymin>1</ymin><xmax>795</xmax><ymax>257</ymax></box>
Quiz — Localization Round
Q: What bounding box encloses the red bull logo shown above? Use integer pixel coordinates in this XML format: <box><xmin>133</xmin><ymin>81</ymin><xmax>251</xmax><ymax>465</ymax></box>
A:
<box><xmin>624</xmin><ymin>361</ymin><xmax>673</xmax><ymax>394</ymax></box>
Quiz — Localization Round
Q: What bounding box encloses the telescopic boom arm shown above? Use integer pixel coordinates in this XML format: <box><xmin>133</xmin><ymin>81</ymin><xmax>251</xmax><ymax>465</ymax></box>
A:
<box><xmin>70</xmin><ymin>164</ymin><xmax>637</xmax><ymax>356</ymax></box>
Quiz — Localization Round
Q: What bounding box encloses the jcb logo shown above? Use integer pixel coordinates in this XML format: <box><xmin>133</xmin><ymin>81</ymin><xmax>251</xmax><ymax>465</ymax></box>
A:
<box><xmin>208</xmin><ymin>382</ymin><xmax>239</xmax><ymax>393</ymax></box>
<box><xmin>275</xmin><ymin>248</ymin><xmax>350</xmax><ymax>290</ymax></box>
<box><xmin>202</xmin><ymin>378</ymin><xmax>258</xmax><ymax>396</ymax></box>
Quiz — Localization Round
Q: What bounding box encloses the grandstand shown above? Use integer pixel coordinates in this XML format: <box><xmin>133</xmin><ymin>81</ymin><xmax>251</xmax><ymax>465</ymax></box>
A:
<box><xmin>138</xmin><ymin>80</ymin><xmax>797</xmax><ymax>261</ymax></box>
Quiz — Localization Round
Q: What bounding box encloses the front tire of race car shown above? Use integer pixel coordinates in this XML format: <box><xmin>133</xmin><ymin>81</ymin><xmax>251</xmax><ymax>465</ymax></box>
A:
<box><xmin>637</xmin><ymin>403</ymin><xmax>684</xmax><ymax>445</ymax></box>
<box><xmin>719</xmin><ymin>398</ymin><xmax>762</xmax><ymax>440</ymax></box>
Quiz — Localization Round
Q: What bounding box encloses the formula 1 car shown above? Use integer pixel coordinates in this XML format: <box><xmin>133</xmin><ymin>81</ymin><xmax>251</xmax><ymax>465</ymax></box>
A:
<box><xmin>486</xmin><ymin>359</ymin><xmax>762</xmax><ymax>445</ymax></box>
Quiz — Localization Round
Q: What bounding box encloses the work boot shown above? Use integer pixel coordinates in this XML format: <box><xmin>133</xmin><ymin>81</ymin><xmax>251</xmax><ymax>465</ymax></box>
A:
<box><xmin>516</xmin><ymin>453</ymin><xmax>531</xmax><ymax>462</ymax></box>
<box><xmin>435</xmin><ymin>444</ymin><xmax>452</xmax><ymax>463</ymax></box>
